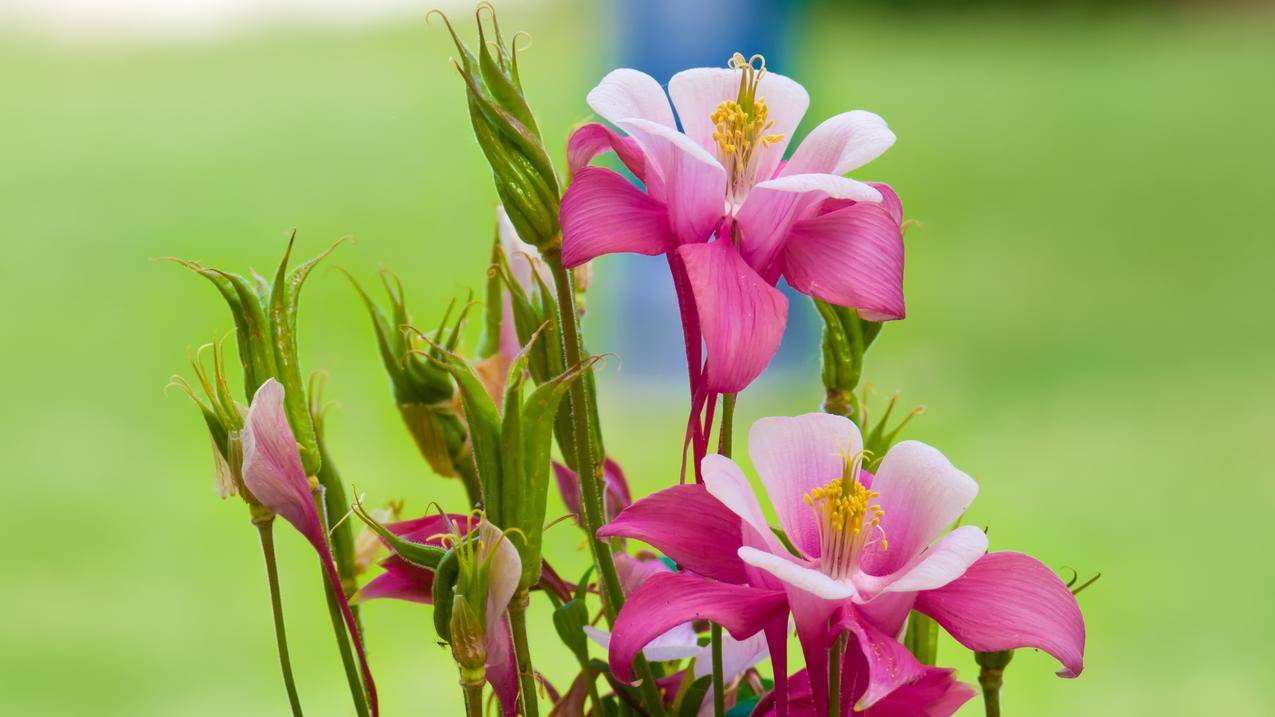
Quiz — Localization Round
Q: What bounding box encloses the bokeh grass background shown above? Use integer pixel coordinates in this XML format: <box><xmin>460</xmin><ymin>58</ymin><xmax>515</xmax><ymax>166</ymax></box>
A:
<box><xmin>2</xmin><ymin>2</ymin><xmax>1273</xmax><ymax>715</ymax></box>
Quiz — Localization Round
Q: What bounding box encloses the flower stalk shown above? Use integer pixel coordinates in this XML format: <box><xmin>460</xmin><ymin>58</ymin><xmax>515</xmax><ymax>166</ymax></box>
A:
<box><xmin>508</xmin><ymin>590</ymin><xmax>539</xmax><ymax>717</ymax></box>
<box><xmin>976</xmin><ymin>650</ymin><xmax>1014</xmax><ymax>717</ymax></box>
<box><xmin>256</xmin><ymin>519</ymin><xmax>304</xmax><ymax>717</ymax></box>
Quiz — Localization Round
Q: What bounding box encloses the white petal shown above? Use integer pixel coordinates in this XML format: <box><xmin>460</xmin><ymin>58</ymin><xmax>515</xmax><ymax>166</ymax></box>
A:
<box><xmin>738</xmin><ymin>546</ymin><xmax>856</xmax><ymax>601</ymax></box>
<box><xmin>587</xmin><ymin>68</ymin><xmax>675</xmax><ymax>128</ymax></box>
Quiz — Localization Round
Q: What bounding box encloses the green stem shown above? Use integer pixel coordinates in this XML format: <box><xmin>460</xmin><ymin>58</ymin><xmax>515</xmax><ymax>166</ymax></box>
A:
<box><xmin>710</xmin><ymin>623</ymin><xmax>726</xmax><ymax>717</ymax></box>
<box><xmin>508</xmin><ymin>593</ymin><xmax>540</xmax><ymax>717</ymax></box>
<box><xmin>544</xmin><ymin>250</ymin><xmax>666</xmax><ymax>717</ymax></box>
<box><xmin>828</xmin><ymin>631</ymin><xmax>847</xmax><ymax>717</ymax></box>
<box><xmin>709</xmin><ymin>394</ymin><xmax>736</xmax><ymax>717</ymax></box>
<box><xmin>257</xmin><ymin>520</ymin><xmax>304</xmax><ymax>717</ymax></box>
<box><xmin>976</xmin><ymin>650</ymin><xmax>1012</xmax><ymax>717</ymax></box>
<box><xmin>463</xmin><ymin>681</ymin><xmax>484</xmax><ymax>717</ymax></box>
<box><xmin>315</xmin><ymin>490</ymin><xmax>371</xmax><ymax>717</ymax></box>
<box><xmin>980</xmin><ymin>682</ymin><xmax>1001</xmax><ymax>717</ymax></box>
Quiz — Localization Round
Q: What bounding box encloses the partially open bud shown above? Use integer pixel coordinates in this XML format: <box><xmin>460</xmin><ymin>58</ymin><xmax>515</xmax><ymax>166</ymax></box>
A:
<box><xmin>433</xmin><ymin>5</ymin><xmax>561</xmax><ymax>249</ymax></box>
<box><xmin>352</xmin><ymin>501</ymin><xmax>404</xmax><ymax>576</ymax></box>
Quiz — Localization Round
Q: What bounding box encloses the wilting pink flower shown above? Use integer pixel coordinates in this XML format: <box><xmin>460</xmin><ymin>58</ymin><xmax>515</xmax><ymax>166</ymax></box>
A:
<box><xmin>355</xmin><ymin>512</ymin><xmax>523</xmax><ymax>717</ymax></box>
<box><xmin>241</xmin><ymin>379</ymin><xmax>378</xmax><ymax>715</ymax></box>
<box><xmin>599</xmin><ymin>413</ymin><xmax>1084</xmax><ymax>716</ymax></box>
<box><xmin>562</xmin><ymin>55</ymin><xmax>905</xmax><ymax>397</ymax></box>
<box><xmin>553</xmin><ymin>457</ymin><xmax>633</xmax><ymax>526</ymax></box>
<box><xmin>754</xmin><ymin>659</ymin><xmax>976</xmax><ymax>717</ymax></box>
<box><xmin>582</xmin><ymin>554</ymin><xmax>769</xmax><ymax>716</ymax></box>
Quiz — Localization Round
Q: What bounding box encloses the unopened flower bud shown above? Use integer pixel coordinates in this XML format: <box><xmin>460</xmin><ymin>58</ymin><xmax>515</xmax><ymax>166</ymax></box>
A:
<box><xmin>352</xmin><ymin>501</ymin><xmax>403</xmax><ymax>576</ymax></box>
<box><xmin>448</xmin><ymin>595</ymin><xmax>488</xmax><ymax>684</ymax></box>
<box><xmin>434</xmin><ymin>6</ymin><xmax>561</xmax><ymax>250</ymax></box>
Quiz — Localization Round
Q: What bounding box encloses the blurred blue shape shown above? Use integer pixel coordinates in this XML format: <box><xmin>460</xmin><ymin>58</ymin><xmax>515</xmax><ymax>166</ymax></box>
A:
<box><xmin>601</xmin><ymin>0</ymin><xmax>816</xmax><ymax>384</ymax></box>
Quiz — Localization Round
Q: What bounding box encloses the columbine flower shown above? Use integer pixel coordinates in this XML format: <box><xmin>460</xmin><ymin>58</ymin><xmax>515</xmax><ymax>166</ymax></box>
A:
<box><xmin>240</xmin><ymin>379</ymin><xmax>378</xmax><ymax>715</ymax></box>
<box><xmin>599</xmin><ymin>413</ymin><xmax>1084</xmax><ymax>715</ymax></box>
<box><xmin>561</xmin><ymin>54</ymin><xmax>905</xmax><ymax>396</ymax></box>
<box><xmin>354</xmin><ymin>511</ymin><xmax>523</xmax><ymax>717</ymax></box>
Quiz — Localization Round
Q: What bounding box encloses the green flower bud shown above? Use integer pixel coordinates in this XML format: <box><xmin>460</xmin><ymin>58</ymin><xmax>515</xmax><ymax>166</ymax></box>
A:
<box><xmin>449</xmin><ymin>595</ymin><xmax>488</xmax><ymax>685</ymax></box>
<box><xmin>433</xmin><ymin>4</ymin><xmax>562</xmax><ymax>250</ymax></box>
<box><xmin>813</xmin><ymin>298</ymin><xmax>883</xmax><ymax>423</ymax></box>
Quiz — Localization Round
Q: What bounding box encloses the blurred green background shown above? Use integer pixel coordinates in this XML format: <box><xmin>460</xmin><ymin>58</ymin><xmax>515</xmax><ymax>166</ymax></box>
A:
<box><xmin>2</xmin><ymin>1</ymin><xmax>1273</xmax><ymax>715</ymax></box>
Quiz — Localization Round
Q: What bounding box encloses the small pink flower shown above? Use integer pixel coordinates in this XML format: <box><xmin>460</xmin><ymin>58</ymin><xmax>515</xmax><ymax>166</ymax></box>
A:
<box><xmin>754</xmin><ymin>661</ymin><xmax>976</xmax><ymax>717</ymax></box>
<box><xmin>600</xmin><ymin>413</ymin><xmax>1084</xmax><ymax>715</ymax></box>
<box><xmin>562</xmin><ymin>56</ymin><xmax>905</xmax><ymax>395</ymax></box>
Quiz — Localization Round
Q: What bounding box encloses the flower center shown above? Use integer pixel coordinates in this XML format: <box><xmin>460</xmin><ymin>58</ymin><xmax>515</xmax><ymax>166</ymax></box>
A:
<box><xmin>711</xmin><ymin>52</ymin><xmax>785</xmax><ymax>209</ymax></box>
<box><xmin>804</xmin><ymin>452</ymin><xmax>885</xmax><ymax>580</ymax></box>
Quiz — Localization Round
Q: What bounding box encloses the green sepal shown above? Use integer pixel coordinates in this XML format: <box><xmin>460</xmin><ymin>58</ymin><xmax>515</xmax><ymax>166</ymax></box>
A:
<box><xmin>428</xmin><ymin>344</ymin><xmax>503</xmax><ymax>512</ymax></box>
<box><xmin>352</xmin><ymin>501</ymin><xmax>448</xmax><ymax>572</ymax></box>
<box><xmin>813</xmin><ymin>298</ymin><xmax>883</xmax><ymax>425</ymax></box>
<box><xmin>432</xmin><ymin>549</ymin><xmax>460</xmax><ymax>642</ymax></box>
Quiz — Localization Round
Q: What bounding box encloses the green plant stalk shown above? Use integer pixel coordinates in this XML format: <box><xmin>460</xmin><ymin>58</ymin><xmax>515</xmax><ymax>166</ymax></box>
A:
<box><xmin>455</xmin><ymin>457</ymin><xmax>483</xmax><ymax>509</ymax></box>
<box><xmin>976</xmin><ymin>650</ymin><xmax>1013</xmax><ymax>717</ymax></box>
<box><xmin>544</xmin><ymin>249</ymin><xmax>666</xmax><ymax>717</ymax></box>
<box><xmin>315</xmin><ymin>438</ymin><xmax>360</xmax><ymax>628</ymax></box>
<box><xmin>315</xmin><ymin>491</ymin><xmax>371</xmax><ymax>717</ymax></box>
<box><xmin>257</xmin><ymin>520</ymin><xmax>304</xmax><ymax>717</ymax></box>
<box><xmin>710</xmin><ymin>393</ymin><xmax>737</xmax><ymax>717</ymax></box>
<box><xmin>508</xmin><ymin>592</ymin><xmax>540</xmax><ymax>717</ymax></box>
<box><xmin>463</xmin><ymin>681</ymin><xmax>484</xmax><ymax>717</ymax></box>
<box><xmin>828</xmin><ymin>631</ymin><xmax>847</xmax><ymax>717</ymax></box>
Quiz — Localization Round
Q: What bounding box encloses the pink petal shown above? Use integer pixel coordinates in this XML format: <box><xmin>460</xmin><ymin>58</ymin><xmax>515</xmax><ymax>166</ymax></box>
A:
<box><xmin>916</xmin><ymin>552</ymin><xmax>1086</xmax><ymax>678</ymax></box>
<box><xmin>739</xmin><ymin>546</ymin><xmax>856</xmax><ymax>601</ymax></box>
<box><xmin>387</xmin><ymin>512</ymin><xmax>471</xmax><ymax>544</ymax></box>
<box><xmin>859</xmin><ymin>442</ymin><xmax>978</xmax><ymax>578</ymax></box>
<box><xmin>553</xmin><ymin>458</ymin><xmax>630</xmax><ymax>525</ymax></box>
<box><xmin>868</xmin><ymin>183</ymin><xmax>903</xmax><ymax>225</ymax></box>
<box><xmin>616</xmin><ymin>118</ymin><xmax>726</xmax><ymax>245</ymax></box>
<box><xmin>587</xmin><ymin>68</ymin><xmax>676</xmax><ymax>129</ymax></box>
<box><xmin>241</xmin><ymin>379</ymin><xmax>324</xmax><ymax>549</ymax></box>
<box><xmin>876</xmin><ymin>526</ymin><xmax>988</xmax><ymax>594</ymax></box>
<box><xmin>748</xmin><ymin>412</ymin><xmax>863</xmax><ymax>558</ymax></box>
<box><xmin>566</xmin><ymin>122</ymin><xmax>648</xmax><ymax>182</ymax></box>
<box><xmin>355</xmin><ymin>557</ymin><xmax>433</xmax><ymax>604</ymax></box>
<box><xmin>614</xmin><ymin>552</ymin><xmax>672</xmax><ymax>596</ymax></box>
<box><xmin>867</xmin><ymin>667</ymin><xmax>977</xmax><ymax>717</ymax></box>
<box><xmin>837</xmin><ymin>608</ymin><xmax>926</xmax><ymax>710</ymax></box>
<box><xmin>584</xmin><ymin>624</ymin><xmax>702</xmax><ymax>663</ymax></box>
<box><xmin>787</xmin><ymin>588</ymin><xmax>840</xmax><ymax>717</ymax></box>
<box><xmin>781</xmin><ymin>202</ymin><xmax>906</xmax><ymax>321</ymax></box>
<box><xmin>487</xmin><ymin>614</ymin><xmax>520</xmax><ymax>717</ymax></box>
<box><xmin>598</xmin><ymin>484</ymin><xmax>749</xmax><ymax>585</ymax></box>
<box><xmin>678</xmin><ymin>240</ymin><xmax>787</xmax><ymax>393</ymax></box>
<box><xmin>736</xmin><ymin>174</ymin><xmax>883</xmax><ymax>278</ymax></box>
<box><xmin>701</xmin><ymin>454</ymin><xmax>772</xmax><ymax>537</ymax></box>
<box><xmin>608</xmin><ymin>572</ymin><xmax>788</xmax><ymax>682</ymax></box>
<box><xmin>781</xmin><ymin>111</ymin><xmax>895</xmax><ymax>177</ymax></box>
<box><xmin>855</xmin><ymin>591</ymin><xmax>916</xmax><ymax>639</ymax></box>
<box><xmin>668</xmin><ymin>67</ymin><xmax>809</xmax><ymax>184</ymax></box>
<box><xmin>560</xmin><ymin>167</ymin><xmax>673</xmax><ymax>268</ymax></box>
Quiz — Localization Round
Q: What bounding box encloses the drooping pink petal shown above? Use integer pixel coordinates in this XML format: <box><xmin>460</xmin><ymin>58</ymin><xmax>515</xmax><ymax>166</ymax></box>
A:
<box><xmin>241</xmin><ymin>379</ymin><xmax>379</xmax><ymax>716</ymax></box>
<box><xmin>386</xmin><ymin>512</ymin><xmax>471</xmax><ymax>544</ymax></box>
<box><xmin>736</xmin><ymin>174</ymin><xmax>883</xmax><ymax>279</ymax></box>
<box><xmin>487</xmin><ymin>614</ymin><xmax>520</xmax><ymax>717</ymax></box>
<box><xmin>787</xmin><ymin>588</ymin><xmax>840</xmax><ymax>717</ymax></box>
<box><xmin>868</xmin><ymin>183</ymin><xmax>903</xmax><ymax>225</ymax></box>
<box><xmin>614</xmin><ymin>551</ymin><xmax>672</xmax><ymax>595</ymax></box>
<box><xmin>748</xmin><ymin>412</ymin><xmax>863</xmax><ymax>558</ymax></box>
<box><xmin>355</xmin><ymin>556</ymin><xmax>434</xmax><ymax>604</ymax></box>
<box><xmin>608</xmin><ymin>572</ymin><xmax>787</xmax><ymax>682</ymax></box>
<box><xmin>837</xmin><ymin>608</ymin><xmax>926</xmax><ymax>710</ymax></box>
<box><xmin>587</xmin><ymin>68</ymin><xmax>676</xmax><ymax>129</ymax></box>
<box><xmin>560</xmin><ymin>167</ymin><xmax>673</xmax><ymax>268</ymax></box>
<box><xmin>738</xmin><ymin>546</ymin><xmax>856</xmax><ymax>601</ymax></box>
<box><xmin>859</xmin><ymin>441</ymin><xmax>978</xmax><ymax>578</ymax></box>
<box><xmin>867</xmin><ymin>668</ymin><xmax>977</xmax><ymax>717</ymax></box>
<box><xmin>916</xmin><ymin>552</ymin><xmax>1086</xmax><ymax>678</ymax></box>
<box><xmin>241</xmin><ymin>379</ymin><xmax>324</xmax><ymax>549</ymax></box>
<box><xmin>855</xmin><ymin>591</ymin><xmax>915</xmax><ymax>639</ymax></box>
<box><xmin>584</xmin><ymin>623</ymin><xmax>702</xmax><ymax>663</ymax></box>
<box><xmin>566</xmin><ymin>122</ymin><xmax>649</xmax><ymax>181</ymax></box>
<box><xmin>679</xmin><ymin>240</ymin><xmax>787</xmax><ymax>393</ymax></box>
<box><xmin>781</xmin><ymin>111</ymin><xmax>896</xmax><ymax>178</ymax></box>
<box><xmin>667</xmin><ymin>67</ymin><xmax>809</xmax><ymax>184</ymax></box>
<box><xmin>598</xmin><ymin>484</ymin><xmax>749</xmax><ymax>585</ymax></box>
<box><xmin>781</xmin><ymin>202</ymin><xmax>906</xmax><ymax>322</ymax></box>
<box><xmin>616</xmin><ymin>118</ymin><xmax>726</xmax><ymax>246</ymax></box>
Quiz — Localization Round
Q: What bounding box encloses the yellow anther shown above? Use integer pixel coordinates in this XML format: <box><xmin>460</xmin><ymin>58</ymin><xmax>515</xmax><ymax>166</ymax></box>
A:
<box><xmin>806</xmin><ymin>452</ymin><xmax>887</xmax><ymax>579</ymax></box>
<box><xmin>712</xmin><ymin>52</ymin><xmax>786</xmax><ymax>208</ymax></box>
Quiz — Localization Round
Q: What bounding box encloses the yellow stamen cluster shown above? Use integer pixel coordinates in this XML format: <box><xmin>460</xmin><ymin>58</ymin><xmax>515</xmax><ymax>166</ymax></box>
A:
<box><xmin>805</xmin><ymin>454</ymin><xmax>885</xmax><ymax>579</ymax></box>
<box><xmin>712</xmin><ymin>52</ymin><xmax>786</xmax><ymax>207</ymax></box>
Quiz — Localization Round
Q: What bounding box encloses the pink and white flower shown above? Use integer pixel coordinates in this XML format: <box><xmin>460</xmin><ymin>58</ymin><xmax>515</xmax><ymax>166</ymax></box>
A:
<box><xmin>599</xmin><ymin>413</ymin><xmax>1084</xmax><ymax>716</ymax></box>
<box><xmin>561</xmin><ymin>55</ymin><xmax>905</xmax><ymax>396</ymax></box>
